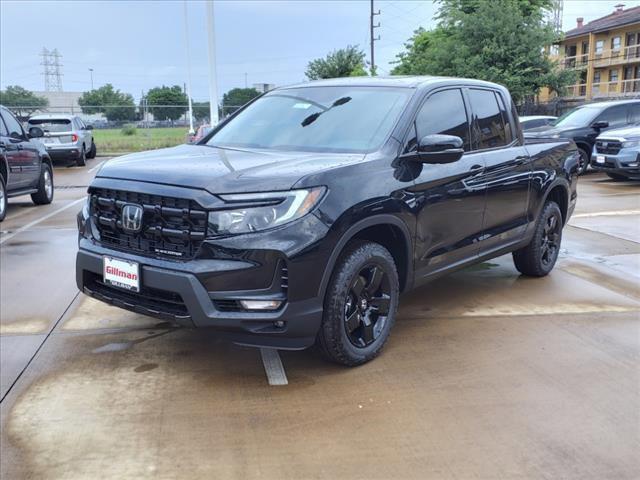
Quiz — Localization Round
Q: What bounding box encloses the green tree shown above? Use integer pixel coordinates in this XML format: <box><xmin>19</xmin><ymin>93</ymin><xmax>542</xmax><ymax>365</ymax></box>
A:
<box><xmin>392</xmin><ymin>0</ymin><xmax>575</xmax><ymax>102</ymax></box>
<box><xmin>0</xmin><ymin>86</ymin><xmax>48</xmax><ymax>119</ymax></box>
<box><xmin>78</xmin><ymin>84</ymin><xmax>136</xmax><ymax>121</ymax></box>
<box><xmin>145</xmin><ymin>85</ymin><xmax>188</xmax><ymax>122</ymax></box>
<box><xmin>305</xmin><ymin>45</ymin><xmax>368</xmax><ymax>80</ymax></box>
<box><xmin>193</xmin><ymin>101</ymin><xmax>211</xmax><ymax>121</ymax></box>
<box><xmin>222</xmin><ymin>88</ymin><xmax>260</xmax><ymax>115</ymax></box>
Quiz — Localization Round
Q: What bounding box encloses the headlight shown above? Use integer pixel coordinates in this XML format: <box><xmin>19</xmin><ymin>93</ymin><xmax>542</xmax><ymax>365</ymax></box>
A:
<box><xmin>208</xmin><ymin>187</ymin><xmax>326</xmax><ymax>236</ymax></box>
<box><xmin>622</xmin><ymin>139</ymin><xmax>640</xmax><ymax>148</ymax></box>
<box><xmin>550</xmin><ymin>133</ymin><xmax>561</xmax><ymax>139</ymax></box>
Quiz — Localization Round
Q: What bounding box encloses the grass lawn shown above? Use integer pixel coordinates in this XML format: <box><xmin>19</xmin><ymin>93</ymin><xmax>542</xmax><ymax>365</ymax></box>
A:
<box><xmin>93</xmin><ymin>127</ymin><xmax>189</xmax><ymax>155</ymax></box>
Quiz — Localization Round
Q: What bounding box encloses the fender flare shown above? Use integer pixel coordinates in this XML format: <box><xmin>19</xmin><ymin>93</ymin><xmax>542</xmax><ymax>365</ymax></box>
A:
<box><xmin>318</xmin><ymin>214</ymin><xmax>414</xmax><ymax>300</ymax></box>
<box><xmin>539</xmin><ymin>177</ymin><xmax>571</xmax><ymax>223</ymax></box>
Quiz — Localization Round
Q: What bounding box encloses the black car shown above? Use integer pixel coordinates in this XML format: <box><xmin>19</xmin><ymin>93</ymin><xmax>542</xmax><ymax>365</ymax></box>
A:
<box><xmin>0</xmin><ymin>106</ymin><xmax>55</xmax><ymax>221</ymax></box>
<box><xmin>77</xmin><ymin>77</ymin><xmax>578</xmax><ymax>365</ymax></box>
<box><xmin>525</xmin><ymin>99</ymin><xmax>640</xmax><ymax>174</ymax></box>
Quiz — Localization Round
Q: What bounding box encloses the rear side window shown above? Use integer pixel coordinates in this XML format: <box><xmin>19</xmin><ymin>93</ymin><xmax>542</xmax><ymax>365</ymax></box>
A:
<box><xmin>28</xmin><ymin>118</ymin><xmax>72</xmax><ymax>132</ymax></box>
<box><xmin>0</xmin><ymin>115</ymin><xmax>8</xmax><ymax>136</ymax></box>
<box><xmin>415</xmin><ymin>89</ymin><xmax>471</xmax><ymax>151</ymax></box>
<box><xmin>1</xmin><ymin>109</ymin><xmax>24</xmax><ymax>137</ymax></box>
<box><xmin>628</xmin><ymin>103</ymin><xmax>640</xmax><ymax>123</ymax></box>
<box><xmin>495</xmin><ymin>93</ymin><xmax>514</xmax><ymax>144</ymax></box>
<box><xmin>468</xmin><ymin>89</ymin><xmax>509</xmax><ymax>149</ymax></box>
<box><xmin>596</xmin><ymin>105</ymin><xmax>630</xmax><ymax>128</ymax></box>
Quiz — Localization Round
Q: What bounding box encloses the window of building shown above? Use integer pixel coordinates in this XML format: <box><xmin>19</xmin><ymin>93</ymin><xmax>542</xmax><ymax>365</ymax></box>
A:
<box><xmin>467</xmin><ymin>89</ymin><xmax>508</xmax><ymax>150</ymax></box>
<box><xmin>610</xmin><ymin>69</ymin><xmax>619</xmax><ymax>82</ymax></box>
<box><xmin>611</xmin><ymin>36</ymin><xmax>621</xmax><ymax>51</ymax></box>
<box><xmin>594</xmin><ymin>71</ymin><xmax>602</xmax><ymax>83</ymax></box>
<box><xmin>595</xmin><ymin>40</ymin><xmax>604</xmax><ymax>55</ymax></box>
<box><xmin>415</xmin><ymin>89</ymin><xmax>471</xmax><ymax>151</ymax></box>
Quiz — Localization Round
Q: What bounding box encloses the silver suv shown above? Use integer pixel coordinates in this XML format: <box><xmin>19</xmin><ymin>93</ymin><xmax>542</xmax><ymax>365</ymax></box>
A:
<box><xmin>27</xmin><ymin>114</ymin><xmax>96</xmax><ymax>166</ymax></box>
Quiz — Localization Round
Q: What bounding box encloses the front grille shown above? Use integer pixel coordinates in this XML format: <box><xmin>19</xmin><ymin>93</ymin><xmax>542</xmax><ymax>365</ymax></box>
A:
<box><xmin>90</xmin><ymin>188</ymin><xmax>208</xmax><ymax>259</ymax></box>
<box><xmin>84</xmin><ymin>271</ymin><xmax>189</xmax><ymax>317</ymax></box>
<box><xmin>596</xmin><ymin>140</ymin><xmax>622</xmax><ymax>155</ymax></box>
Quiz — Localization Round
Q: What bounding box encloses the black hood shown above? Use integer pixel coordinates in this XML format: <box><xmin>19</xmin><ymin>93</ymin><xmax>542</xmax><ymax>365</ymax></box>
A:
<box><xmin>524</xmin><ymin>124</ymin><xmax>584</xmax><ymax>138</ymax></box>
<box><xmin>97</xmin><ymin>144</ymin><xmax>364</xmax><ymax>193</ymax></box>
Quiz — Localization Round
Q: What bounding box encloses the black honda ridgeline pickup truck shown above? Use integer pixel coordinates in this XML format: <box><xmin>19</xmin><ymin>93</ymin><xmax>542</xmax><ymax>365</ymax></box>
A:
<box><xmin>77</xmin><ymin>77</ymin><xmax>578</xmax><ymax>365</ymax></box>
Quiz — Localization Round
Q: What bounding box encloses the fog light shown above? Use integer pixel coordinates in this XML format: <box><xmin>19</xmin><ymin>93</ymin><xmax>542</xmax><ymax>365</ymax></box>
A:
<box><xmin>239</xmin><ymin>300</ymin><xmax>282</xmax><ymax>311</ymax></box>
<box><xmin>626</xmin><ymin>162</ymin><xmax>638</xmax><ymax>167</ymax></box>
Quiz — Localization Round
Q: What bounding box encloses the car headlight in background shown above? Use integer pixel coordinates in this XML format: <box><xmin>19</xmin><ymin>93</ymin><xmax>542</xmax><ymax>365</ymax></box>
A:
<box><xmin>622</xmin><ymin>139</ymin><xmax>640</xmax><ymax>148</ymax></box>
<box><xmin>208</xmin><ymin>187</ymin><xmax>326</xmax><ymax>236</ymax></box>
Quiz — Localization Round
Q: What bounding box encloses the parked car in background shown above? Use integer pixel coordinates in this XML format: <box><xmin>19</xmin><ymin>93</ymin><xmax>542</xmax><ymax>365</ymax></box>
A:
<box><xmin>27</xmin><ymin>114</ymin><xmax>96</xmax><ymax>166</ymax></box>
<box><xmin>0</xmin><ymin>105</ymin><xmax>54</xmax><ymax>221</ymax></box>
<box><xmin>591</xmin><ymin>125</ymin><xmax>640</xmax><ymax>180</ymax></box>
<box><xmin>519</xmin><ymin>115</ymin><xmax>556</xmax><ymax>131</ymax></box>
<box><xmin>525</xmin><ymin>99</ymin><xmax>640</xmax><ymax>175</ymax></box>
<box><xmin>77</xmin><ymin>77</ymin><xmax>578</xmax><ymax>366</ymax></box>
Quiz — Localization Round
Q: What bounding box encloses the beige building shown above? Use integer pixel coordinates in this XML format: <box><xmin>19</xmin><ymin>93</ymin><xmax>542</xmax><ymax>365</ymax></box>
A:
<box><xmin>542</xmin><ymin>4</ymin><xmax>640</xmax><ymax>101</ymax></box>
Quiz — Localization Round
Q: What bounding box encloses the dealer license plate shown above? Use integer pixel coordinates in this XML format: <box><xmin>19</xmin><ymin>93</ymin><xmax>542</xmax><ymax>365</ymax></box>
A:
<box><xmin>596</xmin><ymin>155</ymin><xmax>606</xmax><ymax>164</ymax></box>
<box><xmin>103</xmin><ymin>256</ymin><xmax>140</xmax><ymax>292</ymax></box>
<box><xmin>43</xmin><ymin>137</ymin><xmax>59</xmax><ymax>144</ymax></box>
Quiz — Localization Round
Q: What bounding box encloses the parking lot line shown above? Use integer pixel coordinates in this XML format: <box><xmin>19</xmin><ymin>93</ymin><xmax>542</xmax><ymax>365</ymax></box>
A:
<box><xmin>572</xmin><ymin>209</ymin><xmax>640</xmax><ymax>218</ymax></box>
<box><xmin>260</xmin><ymin>348</ymin><xmax>288</xmax><ymax>386</ymax></box>
<box><xmin>88</xmin><ymin>160</ymin><xmax>105</xmax><ymax>173</ymax></box>
<box><xmin>0</xmin><ymin>197</ymin><xmax>85</xmax><ymax>245</ymax></box>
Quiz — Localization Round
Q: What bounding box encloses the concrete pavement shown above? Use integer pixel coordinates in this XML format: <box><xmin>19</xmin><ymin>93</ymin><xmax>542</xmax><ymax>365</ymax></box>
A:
<box><xmin>0</xmin><ymin>168</ymin><xmax>638</xmax><ymax>479</ymax></box>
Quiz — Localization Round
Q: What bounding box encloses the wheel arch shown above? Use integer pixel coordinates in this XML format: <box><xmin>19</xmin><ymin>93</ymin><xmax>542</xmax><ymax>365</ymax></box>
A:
<box><xmin>0</xmin><ymin>156</ymin><xmax>7</xmax><ymax>184</ymax></box>
<box><xmin>319</xmin><ymin>214</ymin><xmax>414</xmax><ymax>299</ymax></box>
<box><xmin>541</xmin><ymin>180</ymin><xmax>570</xmax><ymax>225</ymax></box>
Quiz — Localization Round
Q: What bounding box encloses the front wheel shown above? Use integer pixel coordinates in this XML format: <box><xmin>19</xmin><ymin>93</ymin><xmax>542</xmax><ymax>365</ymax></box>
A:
<box><xmin>0</xmin><ymin>174</ymin><xmax>7</xmax><ymax>222</ymax></box>
<box><xmin>31</xmin><ymin>163</ymin><xmax>54</xmax><ymax>205</ymax></box>
<box><xmin>512</xmin><ymin>201</ymin><xmax>563</xmax><ymax>277</ymax></box>
<box><xmin>577</xmin><ymin>148</ymin><xmax>589</xmax><ymax>175</ymax></box>
<box><xmin>316</xmin><ymin>241</ymin><xmax>399</xmax><ymax>366</ymax></box>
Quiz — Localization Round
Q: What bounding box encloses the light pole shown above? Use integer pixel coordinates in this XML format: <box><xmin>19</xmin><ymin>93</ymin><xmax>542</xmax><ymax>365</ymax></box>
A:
<box><xmin>89</xmin><ymin>68</ymin><xmax>94</xmax><ymax>90</ymax></box>
<box><xmin>183</xmin><ymin>0</ymin><xmax>195</xmax><ymax>134</ymax></box>
<box><xmin>206</xmin><ymin>0</ymin><xmax>219</xmax><ymax>126</ymax></box>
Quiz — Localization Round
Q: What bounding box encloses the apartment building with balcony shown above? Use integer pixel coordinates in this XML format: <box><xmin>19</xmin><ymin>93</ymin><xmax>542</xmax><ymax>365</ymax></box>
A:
<box><xmin>542</xmin><ymin>4</ymin><xmax>640</xmax><ymax>101</ymax></box>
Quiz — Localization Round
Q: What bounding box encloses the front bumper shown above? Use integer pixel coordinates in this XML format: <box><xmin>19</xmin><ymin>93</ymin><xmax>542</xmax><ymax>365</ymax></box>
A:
<box><xmin>591</xmin><ymin>150</ymin><xmax>640</xmax><ymax>179</ymax></box>
<box><xmin>76</xmin><ymin>197</ymin><xmax>332</xmax><ymax>350</ymax></box>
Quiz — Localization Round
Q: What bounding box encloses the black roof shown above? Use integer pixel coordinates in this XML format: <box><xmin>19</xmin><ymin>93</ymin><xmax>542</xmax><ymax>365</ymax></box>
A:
<box><xmin>279</xmin><ymin>76</ymin><xmax>507</xmax><ymax>91</ymax></box>
<box><xmin>565</xmin><ymin>6</ymin><xmax>640</xmax><ymax>39</ymax></box>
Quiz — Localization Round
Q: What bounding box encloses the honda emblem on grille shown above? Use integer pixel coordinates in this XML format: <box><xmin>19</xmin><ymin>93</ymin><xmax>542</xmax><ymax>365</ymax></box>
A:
<box><xmin>121</xmin><ymin>204</ymin><xmax>143</xmax><ymax>233</ymax></box>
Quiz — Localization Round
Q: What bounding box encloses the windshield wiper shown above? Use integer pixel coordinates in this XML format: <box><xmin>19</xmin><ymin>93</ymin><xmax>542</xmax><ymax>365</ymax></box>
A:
<box><xmin>301</xmin><ymin>96</ymin><xmax>351</xmax><ymax>127</ymax></box>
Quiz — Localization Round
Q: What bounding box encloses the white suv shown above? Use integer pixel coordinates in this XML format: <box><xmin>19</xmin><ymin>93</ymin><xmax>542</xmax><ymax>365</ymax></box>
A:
<box><xmin>27</xmin><ymin>114</ymin><xmax>96</xmax><ymax>166</ymax></box>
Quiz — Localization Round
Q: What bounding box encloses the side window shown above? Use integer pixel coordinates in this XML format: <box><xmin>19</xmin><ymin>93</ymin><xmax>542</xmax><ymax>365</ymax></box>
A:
<box><xmin>495</xmin><ymin>92</ymin><xmax>514</xmax><ymax>144</ymax></box>
<box><xmin>597</xmin><ymin>105</ymin><xmax>631</xmax><ymax>127</ymax></box>
<box><xmin>1</xmin><ymin>109</ymin><xmax>24</xmax><ymax>138</ymax></box>
<box><xmin>77</xmin><ymin>118</ymin><xmax>86</xmax><ymax>129</ymax></box>
<box><xmin>467</xmin><ymin>88</ymin><xmax>508</xmax><ymax>149</ymax></box>
<box><xmin>629</xmin><ymin>103</ymin><xmax>640</xmax><ymax>123</ymax></box>
<box><xmin>415</xmin><ymin>89</ymin><xmax>471</xmax><ymax>151</ymax></box>
<box><xmin>0</xmin><ymin>115</ymin><xmax>8</xmax><ymax>136</ymax></box>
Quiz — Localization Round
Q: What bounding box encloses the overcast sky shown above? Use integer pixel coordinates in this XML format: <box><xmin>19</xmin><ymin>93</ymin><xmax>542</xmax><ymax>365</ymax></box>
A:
<box><xmin>1</xmin><ymin>0</ymin><xmax>638</xmax><ymax>101</ymax></box>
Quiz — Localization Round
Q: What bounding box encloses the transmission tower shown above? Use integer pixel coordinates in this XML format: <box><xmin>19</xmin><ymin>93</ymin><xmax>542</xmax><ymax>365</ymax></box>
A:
<box><xmin>550</xmin><ymin>0</ymin><xmax>564</xmax><ymax>35</ymax></box>
<box><xmin>40</xmin><ymin>47</ymin><xmax>63</xmax><ymax>92</ymax></box>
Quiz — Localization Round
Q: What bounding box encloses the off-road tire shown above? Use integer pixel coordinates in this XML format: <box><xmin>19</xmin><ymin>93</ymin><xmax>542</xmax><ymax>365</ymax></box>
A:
<box><xmin>31</xmin><ymin>163</ymin><xmax>54</xmax><ymax>205</ymax></box>
<box><xmin>316</xmin><ymin>240</ymin><xmax>399</xmax><ymax>366</ymax></box>
<box><xmin>76</xmin><ymin>146</ymin><xmax>86</xmax><ymax>167</ymax></box>
<box><xmin>0</xmin><ymin>174</ymin><xmax>7</xmax><ymax>222</ymax></box>
<box><xmin>512</xmin><ymin>201</ymin><xmax>562</xmax><ymax>277</ymax></box>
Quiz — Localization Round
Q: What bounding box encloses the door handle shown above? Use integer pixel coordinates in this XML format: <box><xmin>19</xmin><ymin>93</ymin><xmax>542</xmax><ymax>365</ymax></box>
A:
<box><xmin>17</xmin><ymin>144</ymin><xmax>24</xmax><ymax>150</ymax></box>
<box><xmin>469</xmin><ymin>164</ymin><xmax>483</xmax><ymax>171</ymax></box>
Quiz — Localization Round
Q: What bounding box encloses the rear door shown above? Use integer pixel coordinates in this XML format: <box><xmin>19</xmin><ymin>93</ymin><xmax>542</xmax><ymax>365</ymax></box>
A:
<box><xmin>409</xmin><ymin>87</ymin><xmax>487</xmax><ymax>280</ymax></box>
<box><xmin>466</xmin><ymin>88</ymin><xmax>531</xmax><ymax>254</ymax></box>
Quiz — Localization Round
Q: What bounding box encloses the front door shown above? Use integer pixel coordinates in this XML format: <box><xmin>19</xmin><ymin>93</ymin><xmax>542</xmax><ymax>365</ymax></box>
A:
<box><xmin>407</xmin><ymin>88</ymin><xmax>487</xmax><ymax>280</ymax></box>
<box><xmin>0</xmin><ymin>108</ymin><xmax>38</xmax><ymax>189</ymax></box>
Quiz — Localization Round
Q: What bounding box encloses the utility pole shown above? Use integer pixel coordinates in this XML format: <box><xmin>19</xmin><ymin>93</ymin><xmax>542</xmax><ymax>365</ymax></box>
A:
<box><xmin>183</xmin><ymin>0</ymin><xmax>195</xmax><ymax>134</ymax></box>
<box><xmin>206</xmin><ymin>0</ymin><xmax>220</xmax><ymax>126</ymax></box>
<box><xmin>89</xmin><ymin>68</ymin><xmax>94</xmax><ymax>90</ymax></box>
<box><xmin>40</xmin><ymin>47</ymin><xmax>63</xmax><ymax>92</ymax></box>
<box><xmin>369</xmin><ymin>0</ymin><xmax>380</xmax><ymax>76</ymax></box>
<box><xmin>244</xmin><ymin>72</ymin><xmax>248</xmax><ymax>88</ymax></box>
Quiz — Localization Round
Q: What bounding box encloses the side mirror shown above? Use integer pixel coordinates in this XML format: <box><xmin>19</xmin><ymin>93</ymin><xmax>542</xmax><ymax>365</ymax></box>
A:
<box><xmin>416</xmin><ymin>134</ymin><xmax>464</xmax><ymax>164</ymax></box>
<box><xmin>591</xmin><ymin>121</ymin><xmax>609</xmax><ymax>130</ymax></box>
<box><xmin>85</xmin><ymin>125</ymin><xmax>94</xmax><ymax>130</ymax></box>
<box><xmin>9</xmin><ymin>131</ymin><xmax>23</xmax><ymax>141</ymax></box>
<box><xmin>28</xmin><ymin>126</ymin><xmax>44</xmax><ymax>138</ymax></box>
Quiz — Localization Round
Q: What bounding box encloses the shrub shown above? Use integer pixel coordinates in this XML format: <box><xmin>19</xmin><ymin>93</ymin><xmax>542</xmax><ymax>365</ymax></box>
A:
<box><xmin>121</xmin><ymin>125</ymin><xmax>137</xmax><ymax>136</ymax></box>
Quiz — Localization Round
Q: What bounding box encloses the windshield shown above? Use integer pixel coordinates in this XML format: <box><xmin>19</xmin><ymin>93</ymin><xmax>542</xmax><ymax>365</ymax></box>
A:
<box><xmin>553</xmin><ymin>107</ymin><xmax>600</xmax><ymax>128</ymax></box>
<box><xmin>28</xmin><ymin>119</ymin><xmax>72</xmax><ymax>132</ymax></box>
<box><xmin>206</xmin><ymin>86</ymin><xmax>412</xmax><ymax>153</ymax></box>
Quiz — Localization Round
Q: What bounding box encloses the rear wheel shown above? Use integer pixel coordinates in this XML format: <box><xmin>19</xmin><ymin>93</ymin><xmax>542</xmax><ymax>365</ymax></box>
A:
<box><xmin>76</xmin><ymin>146</ymin><xmax>86</xmax><ymax>167</ymax></box>
<box><xmin>577</xmin><ymin>147</ymin><xmax>589</xmax><ymax>175</ymax></box>
<box><xmin>0</xmin><ymin>174</ymin><xmax>7</xmax><ymax>222</ymax></box>
<box><xmin>512</xmin><ymin>201</ymin><xmax>562</xmax><ymax>277</ymax></box>
<box><xmin>87</xmin><ymin>141</ymin><xmax>97</xmax><ymax>159</ymax></box>
<box><xmin>31</xmin><ymin>163</ymin><xmax>54</xmax><ymax>205</ymax></box>
<box><xmin>606</xmin><ymin>172</ymin><xmax>629</xmax><ymax>181</ymax></box>
<box><xmin>316</xmin><ymin>241</ymin><xmax>399</xmax><ymax>366</ymax></box>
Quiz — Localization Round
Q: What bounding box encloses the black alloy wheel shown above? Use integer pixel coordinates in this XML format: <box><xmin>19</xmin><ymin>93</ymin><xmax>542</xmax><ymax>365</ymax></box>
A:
<box><xmin>540</xmin><ymin>214</ymin><xmax>561</xmax><ymax>268</ymax></box>
<box><xmin>344</xmin><ymin>264</ymin><xmax>392</xmax><ymax>348</ymax></box>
